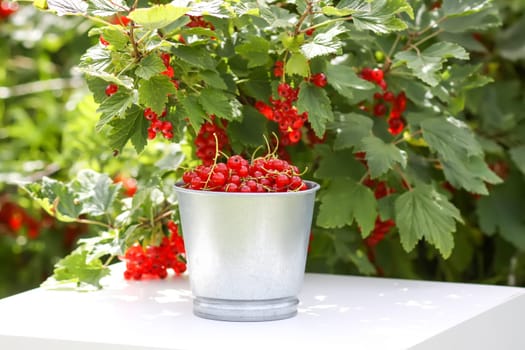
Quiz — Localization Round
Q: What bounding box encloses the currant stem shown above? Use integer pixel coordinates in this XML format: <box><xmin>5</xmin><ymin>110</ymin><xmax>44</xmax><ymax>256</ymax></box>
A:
<box><xmin>394</xmin><ymin>166</ymin><xmax>413</xmax><ymax>191</ymax></box>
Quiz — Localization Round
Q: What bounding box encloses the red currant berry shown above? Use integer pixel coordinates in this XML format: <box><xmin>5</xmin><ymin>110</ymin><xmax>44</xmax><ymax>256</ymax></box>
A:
<box><xmin>210</xmin><ymin>172</ymin><xmax>226</xmax><ymax>187</ymax></box>
<box><xmin>310</xmin><ymin>73</ymin><xmax>327</xmax><ymax>88</ymax></box>
<box><xmin>99</xmin><ymin>35</ymin><xmax>110</xmax><ymax>46</ymax></box>
<box><xmin>370</xmin><ymin>68</ymin><xmax>384</xmax><ymax>83</ymax></box>
<box><xmin>373</xmin><ymin>103</ymin><xmax>387</xmax><ymax>117</ymax></box>
<box><xmin>383</xmin><ymin>91</ymin><xmax>395</xmax><ymax>102</ymax></box>
<box><xmin>388</xmin><ymin>117</ymin><xmax>405</xmax><ymax>136</ymax></box>
<box><xmin>105</xmin><ymin>84</ymin><xmax>119</xmax><ymax>96</ymax></box>
<box><xmin>288</xmin><ymin>129</ymin><xmax>301</xmax><ymax>143</ymax></box>
<box><xmin>227</xmin><ymin>155</ymin><xmax>244</xmax><ymax>170</ymax></box>
<box><xmin>274</xmin><ymin>61</ymin><xmax>284</xmax><ymax>78</ymax></box>
<box><xmin>161</xmin><ymin>66</ymin><xmax>175</xmax><ymax>78</ymax></box>
<box><xmin>396</xmin><ymin>91</ymin><xmax>407</xmax><ymax>113</ymax></box>
<box><xmin>225</xmin><ymin>183</ymin><xmax>238</xmax><ymax>192</ymax></box>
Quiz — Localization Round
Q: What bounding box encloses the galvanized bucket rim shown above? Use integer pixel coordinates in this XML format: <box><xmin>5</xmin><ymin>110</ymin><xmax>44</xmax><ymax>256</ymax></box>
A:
<box><xmin>174</xmin><ymin>180</ymin><xmax>320</xmax><ymax>197</ymax></box>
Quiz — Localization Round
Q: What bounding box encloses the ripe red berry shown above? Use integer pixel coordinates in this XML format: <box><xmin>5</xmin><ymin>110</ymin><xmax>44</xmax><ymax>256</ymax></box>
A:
<box><xmin>396</xmin><ymin>91</ymin><xmax>407</xmax><ymax>113</ymax></box>
<box><xmin>105</xmin><ymin>84</ymin><xmax>119</xmax><ymax>96</ymax></box>
<box><xmin>210</xmin><ymin>171</ymin><xmax>226</xmax><ymax>187</ymax></box>
<box><xmin>161</xmin><ymin>53</ymin><xmax>171</xmax><ymax>67</ymax></box>
<box><xmin>99</xmin><ymin>35</ymin><xmax>110</xmax><ymax>46</ymax></box>
<box><xmin>227</xmin><ymin>155</ymin><xmax>244</xmax><ymax>170</ymax></box>
<box><xmin>388</xmin><ymin>117</ymin><xmax>405</xmax><ymax>136</ymax></box>
<box><xmin>373</xmin><ymin>103</ymin><xmax>387</xmax><ymax>117</ymax></box>
<box><xmin>370</xmin><ymin>69</ymin><xmax>384</xmax><ymax>83</ymax></box>
<box><xmin>310</xmin><ymin>73</ymin><xmax>327</xmax><ymax>88</ymax></box>
<box><xmin>383</xmin><ymin>91</ymin><xmax>395</xmax><ymax>102</ymax></box>
<box><xmin>111</xmin><ymin>14</ymin><xmax>131</xmax><ymax>26</ymax></box>
<box><xmin>305</xmin><ymin>28</ymin><xmax>315</xmax><ymax>36</ymax></box>
<box><xmin>0</xmin><ymin>1</ymin><xmax>18</xmax><ymax>19</ymax></box>
<box><xmin>274</xmin><ymin>61</ymin><xmax>284</xmax><ymax>78</ymax></box>
<box><xmin>161</xmin><ymin>66</ymin><xmax>175</xmax><ymax>78</ymax></box>
<box><xmin>288</xmin><ymin>129</ymin><xmax>301</xmax><ymax>143</ymax></box>
<box><xmin>255</xmin><ymin>101</ymin><xmax>274</xmax><ymax>120</ymax></box>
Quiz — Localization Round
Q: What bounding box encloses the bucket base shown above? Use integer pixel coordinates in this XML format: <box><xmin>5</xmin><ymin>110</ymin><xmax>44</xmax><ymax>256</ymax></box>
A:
<box><xmin>193</xmin><ymin>296</ymin><xmax>299</xmax><ymax>322</ymax></box>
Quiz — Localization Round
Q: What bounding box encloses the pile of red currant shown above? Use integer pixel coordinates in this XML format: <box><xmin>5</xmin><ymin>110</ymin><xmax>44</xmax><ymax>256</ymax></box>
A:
<box><xmin>182</xmin><ymin>154</ymin><xmax>308</xmax><ymax>192</ymax></box>
<box><xmin>255</xmin><ymin>83</ymin><xmax>306</xmax><ymax>145</ymax></box>
<box><xmin>122</xmin><ymin>220</ymin><xmax>186</xmax><ymax>280</ymax></box>
<box><xmin>256</xmin><ymin>61</ymin><xmax>328</xmax><ymax>146</ymax></box>
<box><xmin>359</xmin><ymin>67</ymin><xmax>407</xmax><ymax>136</ymax></box>
<box><xmin>143</xmin><ymin>108</ymin><xmax>173</xmax><ymax>140</ymax></box>
<box><xmin>194</xmin><ymin>118</ymin><xmax>229</xmax><ymax>166</ymax></box>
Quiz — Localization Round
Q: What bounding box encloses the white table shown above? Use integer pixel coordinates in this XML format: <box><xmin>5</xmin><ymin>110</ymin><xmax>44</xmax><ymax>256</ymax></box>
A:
<box><xmin>0</xmin><ymin>264</ymin><xmax>524</xmax><ymax>350</ymax></box>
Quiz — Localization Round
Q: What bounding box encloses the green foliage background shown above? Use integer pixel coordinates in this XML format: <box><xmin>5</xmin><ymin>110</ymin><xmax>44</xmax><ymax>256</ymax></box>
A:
<box><xmin>1</xmin><ymin>0</ymin><xmax>525</xmax><ymax>296</ymax></box>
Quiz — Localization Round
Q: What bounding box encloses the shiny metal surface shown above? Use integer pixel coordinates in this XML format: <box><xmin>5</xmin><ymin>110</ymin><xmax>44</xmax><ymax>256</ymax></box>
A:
<box><xmin>174</xmin><ymin>181</ymin><xmax>320</xmax><ymax>321</ymax></box>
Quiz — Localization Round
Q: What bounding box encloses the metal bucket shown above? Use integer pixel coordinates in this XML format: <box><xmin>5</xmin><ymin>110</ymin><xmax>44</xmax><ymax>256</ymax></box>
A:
<box><xmin>174</xmin><ymin>180</ymin><xmax>320</xmax><ymax>321</ymax></box>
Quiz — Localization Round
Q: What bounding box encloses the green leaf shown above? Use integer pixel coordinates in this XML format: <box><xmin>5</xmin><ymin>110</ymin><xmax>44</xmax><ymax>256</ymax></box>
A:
<box><xmin>476</xmin><ymin>174</ymin><xmax>525</xmax><ymax>250</ymax></box>
<box><xmin>228</xmin><ymin>105</ymin><xmax>267</xmax><ymax>148</ymax></box>
<box><xmin>378</xmin><ymin>194</ymin><xmax>397</xmax><ymax>221</ymax></box>
<box><xmin>333</xmin><ymin>113</ymin><xmax>374</xmax><ymax>150</ymax></box>
<box><xmin>314</xmin><ymin>148</ymin><xmax>366</xmax><ymax>180</ymax></box>
<box><xmin>441</xmin><ymin>155</ymin><xmax>502</xmax><ymax>195</ymax></box>
<box><xmin>421</xmin><ymin>116</ymin><xmax>500</xmax><ymax>194</ymax></box>
<box><xmin>79</xmin><ymin>46</ymin><xmax>112</xmax><ymax>73</ymax></box>
<box><xmin>326</xmin><ymin>64</ymin><xmax>375</xmax><ymax>99</ymax></box>
<box><xmin>300</xmin><ymin>24</ymin><xmax>345</xmax><ymax>59</ymax></box>
<box><xmin>87</xmin><ymin>0</ymin><xmax>129</xmax><ymax>17</ymax></box>
<box><xmin>71</xmin><ymin>170</ymin><xmax>119</xmax><ymax>217</ymax></box>
<box><xmin>109</xmin><ymin>106</ymin><xmax>148</xmax><ymax>153</ymax></box>
<box><xmin>198</xmin><ymin>88</ymin><xmax>240</xmax><ymax>121</ymax></box>
<box><xmin>497</xmin><ymin>14</ymin><xmax>525</xmax><ymax>61</ymax></box>
<box><xmin>200</xmin><ymin>70</ymin><xmax>228</xmax><ymax>90</ymax></box>
<box><xmin>317</xmin><ymin>178</ymin><xmax>377</xmax><ymax>236</ymax></box>
<box><xmin>395</xmin><ymin>185</ymin><xmax>463</xmax><ymax>258</ymax></box>
<box><xmin>138</xmin><ymin>75</ymin><xmax>176</xmax><ymax>114</ymax></box>
<box><xmin>235</xmin><ymin>36</ymin><xmax>270</xmax><ymax>68</ymax></box>
<box><xmin>442</xmin><ymin>0</ymin><xmax>492</xmax><ymax>17</ymax></box>
<box><xmin>86</xmin><ymin>77</ymin><xmax>110</xmax><ymax>104</ymax></box>
<box><xmin>128</xmin><ymin>4</ymin><xmax>188</xmax><ymax>30</ymax></box>
<box><xmin>421</xmin><ymin>117</ymin><xmax>483</xmax><ymax>160</ymax></box>
<box><xmin>47</xmin><ymin>250</ymin><xmax>110</xmax><ymax>290</ymax></box>
<box><xmin>322</xmin><ymin>5</ymin><xmax>356</xmax><ymax>16</ymax></box>
<box><xmin>96</xmin><ymin>90</ymin><xmax>134</xmax><ymax>131</ymax></box>
<box><xmin>297</xmin><ymin>82</ymin><xmax>334</xmax><ymax>137</ymax></box>
<box><xmin>171</xmin><ymin>46</ymin><xmax>217</xmax><ymax>70</ymax></box>
<box><xmin>180</xmin><ymin>95</ymin><xmax>207</xmax><ymax>132</ymax></box>
<box><xmin>135</xmin><ymin>54</ymin><xmax>166</xmax><ymax>80</ymax></box>
<box><xmin>360</xmin><ymin>136</ymin><xmax>407</xmax><ymax>179</ymax></box>
<box><xmin>348</xmin><ymin>0</ymin><xmax>414</xmax><ymax>33</ymax></box>
<box><xmin>24</xmin><ymin>178</ymin><xmax>82</xmax><ymax>222</ymax></box>
<box><xmin>101</xmin><ymin>27</ymin><xmax>128</xmax><ymax>50</ymax></box>
<box><xmin>395</xmin><ymin>43</ymin><xmax>469</xmax><ymax>86</ymax></box>
<box><xmin>47</xmin><ymin>0</ymin><xmax>87</xmax><ymax>15</ymax></box>
<box><xmin>82</xmin><ymin>69</ymin><xmax>134</xmax><ymax>90</ymax></box>
<box><xmin>286</xmin><ymin>53</ymin><xmax>309</xmax><ymax>77</ymax></box>
<box><xmin>510</xmin><ymin>145</ymin><xmax>525</xmax><ymax>176</ymax></box>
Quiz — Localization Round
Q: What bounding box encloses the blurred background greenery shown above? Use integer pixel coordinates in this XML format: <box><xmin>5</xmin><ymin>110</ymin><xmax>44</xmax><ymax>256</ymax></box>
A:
<box><xmin>1</xmin><ymin>1</ymin><xmax>525</xmax><ymax>298</ymax></box>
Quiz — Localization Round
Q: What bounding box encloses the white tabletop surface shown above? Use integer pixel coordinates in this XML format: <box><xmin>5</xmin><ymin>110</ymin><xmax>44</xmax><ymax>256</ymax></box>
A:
<box><xmin>0</xmin><ymin>264</ymin><xmax>524</xmax><ymax>350</ymax></box>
